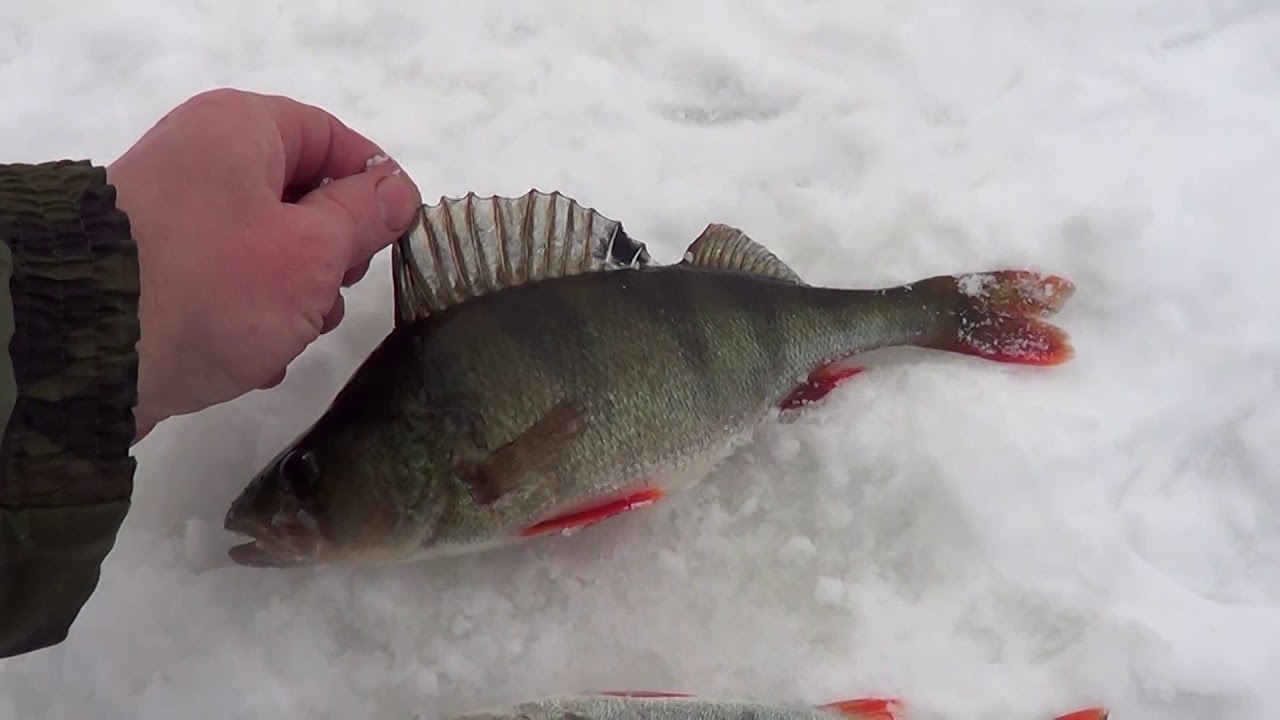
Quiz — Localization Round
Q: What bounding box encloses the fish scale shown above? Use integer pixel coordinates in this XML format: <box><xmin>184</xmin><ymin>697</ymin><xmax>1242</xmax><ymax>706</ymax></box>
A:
<box><xmin>415</xmin><ymin>272</ymin><xmax>778</xmax><ymax>548</ymax></box>
<box><xmin>223</xmin><ymin>190</ymin><xmax>1076</xmax><ymax>568</ymax></box>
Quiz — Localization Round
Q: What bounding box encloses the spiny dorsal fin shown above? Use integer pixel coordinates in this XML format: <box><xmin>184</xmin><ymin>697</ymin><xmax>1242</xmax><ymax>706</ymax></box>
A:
<box><xmin>392</xmin><ymin>189</ymin><xmax>652</xmax><ymax>325</ymax></box>
<box><xmin>679</xmin><ymin>223</ymin><xmax>805</xmax><ymax>285</ymax></box>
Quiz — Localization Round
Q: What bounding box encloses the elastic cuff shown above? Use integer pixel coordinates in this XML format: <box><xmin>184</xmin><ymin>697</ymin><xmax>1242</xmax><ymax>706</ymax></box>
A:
<box><xmin>0</xmin><ymin>501</ymin><xmax>130</xmax><ymax>657</ymax></box>
<box><xmin>0</xmin><ymin>160</ymin><xmax>141</xmax><ymax>508</ymax></box>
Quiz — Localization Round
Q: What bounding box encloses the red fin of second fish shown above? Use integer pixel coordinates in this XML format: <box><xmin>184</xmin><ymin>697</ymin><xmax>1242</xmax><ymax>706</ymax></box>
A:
<box><xmin>1053</xmin><ymin>709</ymin><xmax>1109</xmax><ymax>720</ymax></box>
<box><xmin>818</xmin><ymin>697</ymin><xmax>905</xmax><ymax>719</ymax></box>
<box><xmin>591</xmin><ymin>692</ymin><xmax>902</xmax><ymax>718</ymax></box>
<box><xmin>818</xmin><ymin>697</ymin><xmax>1103</xmax><ymax>720</ymax></box>
<box><xmin>519</xmin><ymin>488</ymin><xmax>666</xmax><ymax>537</ymax></box>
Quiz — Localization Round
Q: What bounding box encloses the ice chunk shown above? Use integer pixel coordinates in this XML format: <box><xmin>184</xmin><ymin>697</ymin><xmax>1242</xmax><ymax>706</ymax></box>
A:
<box><xmin>778</xmin><ymin>535</ymin><xmax>818</xmax><ymax>566</ymax></box>
<box><xmin>814</xmin><ymin>576</ymin><xmax>846</xmax><ymax>606</ymax></box>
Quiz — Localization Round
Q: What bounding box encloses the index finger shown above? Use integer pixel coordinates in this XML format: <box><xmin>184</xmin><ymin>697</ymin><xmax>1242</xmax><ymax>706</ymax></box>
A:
<box><xmin>260</xmin><ymin>93</ymin><xmax>389</xmax><ymax>192</ymax></box>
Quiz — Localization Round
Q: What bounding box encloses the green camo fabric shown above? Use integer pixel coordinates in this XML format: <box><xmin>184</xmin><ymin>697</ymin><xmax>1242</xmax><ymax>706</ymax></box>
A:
<box><xmin>0</xmin><ymin>160</ymin><xmax>141</xmax><ymax>659</ymax></box>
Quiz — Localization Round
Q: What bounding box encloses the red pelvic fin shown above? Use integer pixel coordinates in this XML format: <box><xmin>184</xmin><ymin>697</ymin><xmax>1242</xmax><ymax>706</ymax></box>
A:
<box><xmin>940</xmin><ymin>270</ymin><xmax>1076</xmax><ymax>366</ymax></box>
<box><xmin>519</xmin><ymin>487</ymin><xmax>666</xmax><ymax>538</ymax></box>
<box><xmin>817</xmin><ymin>697</ymin><xmax>905</xmax><ymax>719</ymax></box>
<box><xmin>779</xmin><ymin>360</ymin><xmax>866</xmax><ymax>411</ymax></box>
<box><xmin>1052</xmin><ymin>709</ymin><xmax>1109</xmax><ymax>720</ymax></box>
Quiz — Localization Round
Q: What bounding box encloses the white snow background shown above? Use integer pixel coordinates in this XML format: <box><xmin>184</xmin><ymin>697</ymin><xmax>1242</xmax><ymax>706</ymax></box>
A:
<box><xmin>3</xmin><ymin>2</ymin><xmax>1280</xmax><ymax>719</ymax></box>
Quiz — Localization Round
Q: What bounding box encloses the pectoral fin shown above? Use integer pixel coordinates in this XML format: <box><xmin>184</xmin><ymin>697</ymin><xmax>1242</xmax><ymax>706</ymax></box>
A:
<box><xmin>463</xmin><ymin>400</ymin><xmax>588</xmax><ymax>505</ymax></box>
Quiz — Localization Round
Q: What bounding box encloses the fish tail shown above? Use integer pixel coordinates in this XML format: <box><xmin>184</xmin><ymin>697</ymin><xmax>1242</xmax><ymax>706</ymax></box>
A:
<box><xmin>775</xmin><ymin>269</ymin><xmax>1074</xmax><ymax>411</ymax></box>
<box><xmin>916</xmin><ymin>269</ymin><xmax>1076</xmax><ymax>366</ymax></box>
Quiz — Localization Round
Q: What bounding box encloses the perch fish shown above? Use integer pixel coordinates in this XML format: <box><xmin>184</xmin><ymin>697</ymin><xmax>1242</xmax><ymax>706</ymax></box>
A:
<box><xmin>224</xmin><ymin>190</ymin><xmax>1076</xmax><ymax>567</ymax></box>
<box><xmin>445</xmin><ymin>690</ymin><xmax>1109</xmax><ymax>720</ymax></box>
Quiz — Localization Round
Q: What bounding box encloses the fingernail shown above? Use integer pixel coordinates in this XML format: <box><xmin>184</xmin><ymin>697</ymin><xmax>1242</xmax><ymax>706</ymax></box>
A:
<box><xmin>375</xmin><ymin>173</ymin><xmax>416</xmax><ymax>231</ymax></box>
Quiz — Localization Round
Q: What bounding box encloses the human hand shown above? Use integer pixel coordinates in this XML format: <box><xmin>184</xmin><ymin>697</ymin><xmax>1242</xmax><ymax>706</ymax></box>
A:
<box><xmin>107</xmin><ymin>88</ymin><xmax>422</xmax><ymax>441</ymax></box>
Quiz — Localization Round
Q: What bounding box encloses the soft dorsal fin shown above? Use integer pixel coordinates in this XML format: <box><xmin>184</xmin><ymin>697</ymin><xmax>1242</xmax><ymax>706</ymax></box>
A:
<box><xmin>679</xmin><ymin>223</ymin><xmax>805</xmax><ymax>284</ymax></box>
<box><xmin>392</xmin><ymin>189</ymin><xmax>652</xmax><ymax>325</ymax></box>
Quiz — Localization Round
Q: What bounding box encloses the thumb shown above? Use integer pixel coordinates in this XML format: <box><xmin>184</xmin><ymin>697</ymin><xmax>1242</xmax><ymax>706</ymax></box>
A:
<box><xmin>294</xmin><ymin>159</ymin><xmax>421</xmax><ymax>266</ymax></box>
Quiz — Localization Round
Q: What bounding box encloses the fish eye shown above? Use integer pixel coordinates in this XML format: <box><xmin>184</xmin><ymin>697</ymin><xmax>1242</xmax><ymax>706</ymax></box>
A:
<box><xmin>280</xmin><ymin>450</ymin><xmax>320</xmax><ymax>495</ymax></box>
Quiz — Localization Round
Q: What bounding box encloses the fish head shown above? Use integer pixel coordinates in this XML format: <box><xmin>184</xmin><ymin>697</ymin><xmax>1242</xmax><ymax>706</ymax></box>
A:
<box><xmin>224</xmin><ymin>328</ymin><xmax>476</xmax><ymax>568</ymax></box>
<box><xmin>224</xmin><ymin>442</ymin><xmax>335</xmax><ymax>568</ymax></box>
<box><xmin>224</xmin><ymin>401</ymin><xmax>454</xmax><ymax>568</ymax></box>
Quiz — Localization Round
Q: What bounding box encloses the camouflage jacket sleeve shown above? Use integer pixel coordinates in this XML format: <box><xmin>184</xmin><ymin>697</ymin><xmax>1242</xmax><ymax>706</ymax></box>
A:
<box><xmin>0</xmin><ymin>160</ymin><xmax>141</xmax><ymax>659</ymax></box>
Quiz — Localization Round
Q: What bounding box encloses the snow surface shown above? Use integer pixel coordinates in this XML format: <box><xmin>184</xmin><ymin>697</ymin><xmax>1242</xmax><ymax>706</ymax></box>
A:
<box><xmin>3</xmin><ymin>2</ymin><xmax>1280</xmax><ymax>719</ymax></box>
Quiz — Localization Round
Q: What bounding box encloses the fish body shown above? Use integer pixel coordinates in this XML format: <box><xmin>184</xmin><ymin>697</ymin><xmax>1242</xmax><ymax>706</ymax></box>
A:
<box><xmin>451</xmin><ymin>692</ymin><xmax>901</xmax><ymax>720</ymax></box>
<box><xmin>447</xmin><ymin>691</ymin><xmax>1108</xmax><ymax>720</ymax></box>
<box><xmin>224</xmin><ymin>190</ymin><xmax>1076</xmax><ymax>567</ymax></box>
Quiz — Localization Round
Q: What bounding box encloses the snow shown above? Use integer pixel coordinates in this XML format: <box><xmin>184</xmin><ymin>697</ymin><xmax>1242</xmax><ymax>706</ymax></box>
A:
<box><xmin>3</xmin><ymin>2</ymin><xmax>1279</xmax><ymax>719</ymax></box>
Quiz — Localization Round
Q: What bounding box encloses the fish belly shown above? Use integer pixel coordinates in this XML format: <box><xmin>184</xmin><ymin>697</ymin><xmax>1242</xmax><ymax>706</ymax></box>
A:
<box><xmin>413</xmin><ymin>418</ymin><xmax>761</xmax><ymax>558</ymax></box>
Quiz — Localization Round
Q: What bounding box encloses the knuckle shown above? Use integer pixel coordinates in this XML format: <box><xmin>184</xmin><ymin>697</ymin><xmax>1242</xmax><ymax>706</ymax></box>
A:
<box><xmin>183</xmin><ymin>87</ymin><xmax>251</xmax><ymax>113</ymax></box>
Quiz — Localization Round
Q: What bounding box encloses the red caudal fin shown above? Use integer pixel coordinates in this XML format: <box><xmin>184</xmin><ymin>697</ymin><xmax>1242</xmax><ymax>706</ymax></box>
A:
<box><xmin>930</xmin><ymin>270</ymin><xmax>1076</xmax><ymax>366</ymax></box>
<box><xmin>817</xmin><ymin>697</ymin><xmax>905</xmax><ymax>719</ymax></box>
<box><xmin>518</xmin><ymin>487</ymin><xmax>666</xmax><ymax>538</ymax></box>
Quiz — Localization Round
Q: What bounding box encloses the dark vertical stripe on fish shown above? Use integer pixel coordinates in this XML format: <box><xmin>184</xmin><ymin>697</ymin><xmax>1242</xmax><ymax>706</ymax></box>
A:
<box><xmin>631</xmin><ymin>267</ymin><xmax>714</xmax><ymax>376</ymax></box>
<box><xmin>722</xmin><ymin>274</ymin><xmax>793</xmax><ymax>384</ymax></box>
<box><xmin>492</xmin><ymin>281</ymin><xmax>597</xmax><ymax>387</ymax></box>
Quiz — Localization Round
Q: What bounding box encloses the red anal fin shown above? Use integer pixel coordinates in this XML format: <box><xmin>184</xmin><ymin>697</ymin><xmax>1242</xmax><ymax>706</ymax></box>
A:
<box><xmin>779</xmin><ymin>361</ymin><xmax>866</xmax><ymax>411</ymax></box>
<box><xmin>519</xmin><ymin>487</ymin><xmax>666</xmax><ymax>538</ymax></box>
<box><xmin>594</xmin><ymin>691</ymin><xmax>694</xmax><ymax>698</ymax></box>
<box><xmin>1053</xmin><ymin>709</ymin><xmax>1109</xmax><ymax>720</ymax></box>
<box><xmin>818</xmin><ymin>697</ymin><xmax>905</xmax><ymax>719</ymax></box>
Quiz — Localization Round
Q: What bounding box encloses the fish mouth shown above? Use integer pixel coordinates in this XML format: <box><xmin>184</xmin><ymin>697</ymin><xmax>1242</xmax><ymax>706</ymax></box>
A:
<box><xmin>223</xmin><ymin>515</ymin><xmax>316</xmax><ymax>568</ymax></box>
